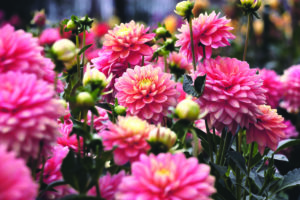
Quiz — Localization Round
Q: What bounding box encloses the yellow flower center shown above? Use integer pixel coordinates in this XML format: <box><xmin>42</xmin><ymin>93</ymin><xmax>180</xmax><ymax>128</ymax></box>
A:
<box><xmin>116</xmin><ymin>27</ymin><xmax>131</xmax><ymax>37</ymax></box>
<box><xmin>156</xmin><ymin>168</ymin><xmax>171</xmax><ymax>177</ymax></box>
<box><xmin>122</xmin><ymin>117</ymin><xmax>147</xmax><ymax>135</ymax></box>
<box><xmin>139</xmin><ymin>79</ymin><xmax>152</xmax><ymax>88</ymax></box>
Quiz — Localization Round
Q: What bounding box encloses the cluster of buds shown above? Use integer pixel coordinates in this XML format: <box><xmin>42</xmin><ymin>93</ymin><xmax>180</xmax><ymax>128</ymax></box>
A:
<box><xmin>240</xmin><ymin>0</ymin><xmax>262</xmax><ymax>14</ymax></box>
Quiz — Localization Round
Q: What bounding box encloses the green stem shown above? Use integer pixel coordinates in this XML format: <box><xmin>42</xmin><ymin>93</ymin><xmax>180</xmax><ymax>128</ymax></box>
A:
<box><xmin>76</xmin><ymin>35</ymin><xmax>81</xmax><ymax>83</ymax></box>
<box><xmin>188</xmin><ymin>17</ymin><xmax>197</xmax><ymax>71</ymax></box>
<box><xmin>216</xmin><ymin>129</ymin><xmax>226</xmax><ymax>165</ymax></box>
<box><xmin>243</xmin><ymin>14</ymin><xmax>251</xmax><ymax>61</ymax></box>
<box><xmin>190</xmin><ymin>128</ymin><xmax>199</xmax><ymax>157</ymax></box>
<box><xmin>90</xmin><ymin>113</ymin><xmax>94</xmax><ymax>136</ymax></box>
<box><xmin>81</xmin><ymin>29</ymin><xmax>86</xmax><ymax>80</ymax></box>
<box><xmin>205</xmin><ymin>119</ymin><xmax>214</xmax><ymax>163</ymax></box>
<box><xmin>202</xmin><ymin>44</ymin><xmax>206</xmax><ymax>61</ymax></box>
<box><xmin>95</xmin><ymin>180</ymin><xmax>101</xmax><ymax>199</ymax></box>
<box><xmin>54</xmin><ymin>72</ymin><xmax>58</xmax><ymax>93</ymax></box>
<box><xmin>164</xmin><ymin>55</ymin><xmax>168</xmax><ymax>72</ymax></box>
<box><xmin>244</xmin><ymin>142</ymin><xmax>255</xmax><ymax>200</ymax></box>
<box><xmin>39</xmin><ymin>157</ymin><xmax>45</xmax><ymax>187</ymax></box>
<box><xmin>77</xmin><ymin>134</ymin><xmax>81</xmax><ymax>159</ymax></box>
<box><xmin>236</xmin><ymin>129</ymin><xmax>243</xmax><ymax>200</ymax></box>
<box><xmin>141</xmin><ymin>55</ymin><xmax>145</xmax><ymax>66</ymax></box>
<box><xmin>220</xmin><ymin>131</ymin><xmax>231</xmax><ymax>165</ymax></box>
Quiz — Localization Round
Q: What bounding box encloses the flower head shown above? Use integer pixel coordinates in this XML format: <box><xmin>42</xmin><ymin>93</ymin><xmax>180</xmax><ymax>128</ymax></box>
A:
<box><xmin>195</xmin><ymin>57</ymin><xmax>266</xmax><ymax>134</ymax></box>
<box><xmin>176</xmin><ymin>12</ymin><xmax>235</xmax><ymax>62</ymax></box>
<box><xmin>247</xmin><ymin>105</ymin><xmax>286</xmax><ymax>154</ymax></box>
<box><xmin>32</xmin><ymin>9</ymin><xmax>46</xmax><ymax>27</ymax></box>
<box><xmin>39</xmin><ymin>28</ymin><xmax>61</xmax><ymax>46</ymax></box>
<box><xmin>283</xmin><ymin>120</ymin><xmax>299</xmax><ymax>139</ymax></box>
<box><xmin>0</xmin><ymin>71</ymin><xmax>64</xmax><ymax>160</ymax></box>
<box><xmin>115</xmin><ymin>64</ymin><xmax>179</xmax><ymax>123</ymax></box>
<box><xmin>0</xmin><ymin>146</ymin><xmax>38</xmax><ymax>200</ymax></box>
<box><xmin>116</xmin><ymin>153</ymin><xmax>216</xmax><ymax>200</ymax></box>
<box><xmin>280</xmin><ymin>65</ymin><xmax>300</xmax><ymax>113</ymax></box>
<box><xmin>103</xmin><ymin>20</ymin><xmax>155</xmax><ymax>65</ymax></box>
<box><xmin>100</xmin><ymin>116</ymin><xmax>151</xmax><ymax>165</ymax></box>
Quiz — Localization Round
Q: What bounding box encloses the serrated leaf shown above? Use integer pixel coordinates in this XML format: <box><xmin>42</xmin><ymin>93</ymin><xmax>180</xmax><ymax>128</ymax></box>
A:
<box><xmin>194</xmin><ymin>74</ymin><xmax>206</xmax><ymax>96</ymax></box>
<box><xmin>182</xmin><ymin>74</ymin><xmax>200</xmax><ymax>97</ymax></box>
<box><xmin>274</xmin><ymin>168</ymin><xmax>300</xmax><ymax>194</ymax></box>
<box><xmin>228</xmin><ymin>151</ymin><xmax>247</xmax><ymax>174</ymax></box>
<box><xmin>78</xmin><ymin>44</ymin><xmax>93</xmax><ymax>55</ymax></box>
<box><xmin>275</xmin><ymin>139</ymin><xmax>300</xmax><ymax>153</ymax></box>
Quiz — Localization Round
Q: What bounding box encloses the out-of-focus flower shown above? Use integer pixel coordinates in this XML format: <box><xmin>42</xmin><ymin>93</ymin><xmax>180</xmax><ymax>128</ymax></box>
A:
<box><xmin>103</xmin><ymin>20</ymin><xmax>155</xmax><ymax>65</ymax></box>
<box><xmin>176</xmin><ymin>82</ymin><xmax>187</xmax><ymax>103</ymax></box>
<box><xmin>168</xmin><ymin>52</ymin><xmax>193</xmax><ymax>78</ymax></box>
<box><xmin>92</xmin><ymin>22</ymin><xmax>110</xmax><ymax>38</ymax></box>
<box><xmin>100</xmin><ymin>116</ymin><xmax>151</xmax><ymax>165</ymax></box>
<box><xmin>0</xmin><ymin>72</ymin><xmax>64</xmax><ymax>160</ymax></box>
<box><xmin>193</xmin><ymin>0</ymin><xmax>210</xmax><ymax>17</ymax></box>
<box><xmin>247</xmin><ymin>105</ymin><xmax>286</xmax><ymax>154</ymax></box>
<box><xmin>0</xmin><ymin>146</ymin><xmax>38</xmax><ymax>200</ymax></box>
<box><xmin>283</xmin><ymin>120</ymin><xmax>299</xmax><ymax>138</ymax></box>
<box><xmin>115</xmin><ymin>65</ymin><xmax>179</xmax><ymax>124</ymax></box>
<box><xmin>280</xmin><ymin>65</ymin><xmax>300</xmax><ymax>113</ymax></box>
<box><xmin>163</xmin><ymin>15</ymin><xmax>178</xmax><ymax>34</ymax></box>
<box><xmin>87</xmin><ymin>106</ymin><xmax>109</xmax><ymax>133</ymax></box>
<box><xmin>31</xmin><ymin>9</ymin><xmax>46</xmax><ymax>27</ymax></box>
<box><xmin>195</xmin><ymin>57</ymin><xmax>266</xmax><ymax>134</ymax></box>
<box><xmin>253</xmin><ymin>19</ymin><xmax>264</xmax><ymax>36</ymax></box>
<box><xmin>176</xmin><ymin>11</ymin><xmax>235</xmax><ymax>62</ymax></box>
<box><xmin>88</xmin><ymin>171</ymin><xmax>125</xmax><ymax>200</ymax></box>
<box><xmin>39</xmin><ymin>28</ymin><xmax>61</xmax><ymax>46</ymax></box>
<box><xmin>148</xmin><ymin>126</ymin><xmax>177</xmax><ymax>149</ymax></box>
<box><xmin>52</xmin><ymin>39</ymin><xmax>77</xmax><ymax>62</ymax></box>
<box><xmin>116</xmin><ymin>153</ymin><xmax>216</xmax><ymax>200</ymax></box>
<box><xmin>174</xmin><ymin>1</ymin><xmax>194</xmax><ymax>18</ymax></box>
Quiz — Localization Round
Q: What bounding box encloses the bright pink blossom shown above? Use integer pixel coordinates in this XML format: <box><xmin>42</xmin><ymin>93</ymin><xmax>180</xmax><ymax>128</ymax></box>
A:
<box><xmin>115</xmin><ymin>64</ymin><xmax>179</xmax><ymax>123</ymax></box>
<box><xmin>176</xmin><ymin>11</ymin><xmax>235</xmax><ymax>62</ymax></box>
<box><xmin>39</xmin><ymin>28</ymin><xmax>61</xmax><ymax>46</ymax></box>
<box><xmin>195</xmin><ymin>57</ymin><xmax>266</xmax><ymax>134</ymax></box>
<box><xmin>100</xmin><ymin>116</ymin><xmax>151</xmax><ymax>165</ymax></box>
<box><xmin>247</xmin><ymin>105</ymin><xmax>286</xmax><ymax>154</ymax></box>
<box><xmin>0</xmin><ymin>146</ymin><xmax>38</xmax><ymax>200</ymax></box>
<box><xmin>283</xmin><ymin>120</ymin><xmax>299</xmax><ymax>138</ymax></box>
<box><xmin>116</xmin><ymin>153</ymin><xmax>216</xmax><ymax>200</ymax></box>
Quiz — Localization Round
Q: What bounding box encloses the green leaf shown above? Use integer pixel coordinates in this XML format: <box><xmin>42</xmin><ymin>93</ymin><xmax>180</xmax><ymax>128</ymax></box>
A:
<box><xmin>194</xmin><ymin>74</ymin><xmax>206</xmax><ymax>96</ymax></box>
<box><xmin>59</xmin><ymin>194</ymin><xmax>102</xmax><ymax>200</ymax></box>
<box><xmin>182</xmin><ymin>74</ymin><xmax>200</xmax><ymax>97</ymax></box>
<box><xmin>275</xmin><ymin>139</ymin><xmax>300</xmax><ymax>153</ymax></box>
<box><xmin>171</xmin><ymin>119</ymin><xmax>192</xmax><ymax>139</ymax></box>
<box><xmin>274</xmin><ymin>168</ymin><xmax>300</xmax><ymax>194</ymax></box>
<box><xmin>96</xmin><ymin>103</ymin><xmax>113</xmax><ymax>111</ymax></box>
<box><xmin>38</xmin><ymin>180</ymin><xmax>67</xmax><ymax>197</ymax></box>
<box><xmin>228</xmin><ymin>151</ymin><xmax>247</xmax><ymax>174</ymax></box>
<box><xmin>78</xmin><ymin>44</ymin><xmax>93</xmax><ymax>55</ymax></box>
<box><xmin>210</xmin><ymin>162</ymin><xmax>227</xmax><ymax>177</ymax></box>
<box><xmin>273</xmin><ymin>154</ymin><xmax>288</xmax><ymax>162</ymax></box>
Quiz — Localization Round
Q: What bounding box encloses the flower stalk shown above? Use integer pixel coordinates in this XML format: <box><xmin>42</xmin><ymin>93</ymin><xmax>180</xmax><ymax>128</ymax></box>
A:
<box><xmin>188</xmin><ymin>17</ymin><xmax>197</xmax><ymax>71</ymax></box>
<box><xmin>243</xmin><ymin>14</ymin><xmax>251</xmax><ymax>61</ymax></box>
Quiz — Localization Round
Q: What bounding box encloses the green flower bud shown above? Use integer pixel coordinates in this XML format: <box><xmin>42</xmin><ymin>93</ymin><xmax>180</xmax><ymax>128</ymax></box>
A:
<box><xmin>174</xmin><ymin>1</ymin><xmax>194</xmax><ymax>18</ymax></box>
<box><xmin>175</xmin><ymin>98</ymin><xmax>200</xmax><ymax>121</ymax></box>
<box><xmin>66</xmin><ymin>20</ymin><xmax>77</xmax><ymax>30</ymax></box>
<box><xmin>83</xmin><ymin>65</ymin><xmax>108</xmax><ymax>91</ymax></box>
<box><xmin>76</xmin><ymin>92</ymin><xmax>94</xmax><ymax>108</ymax></box>
<box><xmin>251</xmin><ymin>0</ymin><xmax>261</xmax><ymax>11</ymax></box>
<box><xmin>114</xmin><ymin>105</ymin><xmax>126</xmax><ymax>116</ymax></box>
<box><xmin>52</xmin><ymin>39</ymin><xmax>77</xmax><ymax>62</ymax></box>
<box><xmin>240</xmin><ymin>0</ymin><xmax>261</xmax><ymax>12</ymax></box>
<box><xmin>156</xmin><ymin>27</ymin><xmax>168</xmax><ymax>38</ymax></box>
<box><xmin>148</xmin><ymin>126</ymin><xmax>177</xmax><ymax>149</ymax></box>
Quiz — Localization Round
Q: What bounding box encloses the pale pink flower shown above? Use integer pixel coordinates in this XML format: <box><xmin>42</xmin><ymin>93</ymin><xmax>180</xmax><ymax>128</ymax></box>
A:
<box><xmin>103</xmin><ymin>20</ymin><xmax>155</xmax><ymax>65</ymax></box>
<box><xmin>100</xmin><ymin>116</ymin><xmax>151</xmax><ymax>165</ymax></box>
<box><xmin>195</xmin><ymin>57</ymin><xmax>266</xmax><ymax>134</ymax></box>
<box><xmin>116</xmin><ymin>153</ymin><xmax>216</xmax><ymax>200</ymax></box>
<box><xmin>88</xmin><ymin>171</ymin><xmax>125</xmax><ymax>200</ymax></box>
<box><xmin>176</xmin><ymin>82</ymin><xmax>187</xmax><ymax>103</ymax></box>
<box><xmin>176</xmin><ymin>11</ymin><xmax>235</xmax><ymax>62</ymax></box>
<box><xmin>247</xmin><ymin>105</ymin><xmax>286</xmax><ymax>154</ymax></box>
<box><xmin>0</xmin><ymin>71</ymin><xmax>64</xmax><ymax>160</ymax></box>
<box><xmin>0</xmin><ymin>145</ymin><xmax>38</xmax><ymax>200</ymax></box>
<box><xmin>115</xmin><ymin>64</ymin><xmax>179</xmax><ymax>123</ymax></box>
<box><xmin>259</xmin><ymin>69</ymin><xmax>283</xmax><ymax>108</ymax></box>
<box><xmin>168</xmin><ymin>52</ymin><xmax>193</xmax><ymax>73</ymax></box>
<box><xmin>283</xmin><ymin>120</ymin><xmax>299</xmax><ymax>138</ymax></box>
<box><xmin>39</xmin><ymin>28</ymin><xmax>61</xmax><ymax>46</ymax></box>
<box><xmin>280</xmin><ymin>65</ymin><xmax>300</xmax><ymax>113</ymax></box>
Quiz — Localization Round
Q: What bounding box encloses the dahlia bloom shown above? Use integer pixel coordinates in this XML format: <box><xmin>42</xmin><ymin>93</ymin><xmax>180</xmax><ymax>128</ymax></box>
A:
<box><xmin>0</xmin><ymin>71</ymin><xmax>64</xmax><ymax>160</ymax></box>
<box><xmin>283</xmin><ymin>120</ymin><xmax>299</xmax><ymax>138</ymax></box>
<box><xmin>39</xmin><ymin>146</ymin><xmax>76</xmax><ymax>199</ymax></box>
<box><xmin>168</xmin><ymin>52</ymin><xmax>193</xmax><ymax>74</ymax></box>
<box><xmin>176</xmin><ymin>82</ymin><xmax>187</xmax><ymax>103</ymax></box>
<box><xmin>195</xmin><ymin>57</ymin><xmax>266</xmax><ymax>134</ymax></box>
<box><xmin>176</xmin><ymin>11</ymin><xmax>235</xmax><ymax>62</ymax></box>
<box><xmin>116</xmin><ymin>153</ymin><xmax>216</xmax><ymax>200</ymax></box>
<box><xmin>100</xmin><ymin>116</ymin><xmax>151</xmax><ymax>165</ymax></box>
<box><xmin>87</xmin><ymin>106</ymin><xmax>109</xmax><ymax>132</ymax></box>
<box><xmin>88</xmin><ymin>171</ymin><xmax>125</xmax><ymax>200</ymax></box>
<box><xmin>103</xmin><ymin>20</ymin><xmax>155</xmax><ymax>65</ymax></box>
<box><xmin>0</xmin><ymin>146</ymin><xmax>38</xmax><ymax>200</ymax></box>
<box><xmin>115</xmin><ymin>64</ymin><xmax>179</xmax><ymax>123</ymax></box>
<box><xmin>92</xmin><ymin>22</ymin><xmax>109</xmax><ymax>38</ymax></box>
<box><xmin>280</xmin><ymin>65</ymin><xmax>300</xmax><ymax>113</ymax></box>
<box><xmin>247</xmin><ymin>105</ymin><xmax>286</xmax><ymax>154</ymax></box>
<box><xmin>39</xmin><ymin>28</ymin><xmax>61</xmax><ymax>46</ymax></box>
<box><xmin>259</xmin><ymin>69</ymin><xmax>283</xmax><ymax>108</ymax></box>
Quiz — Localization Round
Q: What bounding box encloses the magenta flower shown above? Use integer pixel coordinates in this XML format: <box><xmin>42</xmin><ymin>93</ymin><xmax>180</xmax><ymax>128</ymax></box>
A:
<box><xmin>0</xmin><ymin>146</ymin><xmax>38</xmax><ymax>200</ymax></box>
<box><xmin>87</xmin><ymin>106</ymin><xmax>109</xmax><ymax>132</ymax></box>
<box><xmin>280</xmin><ymin>65</ymin><xmax>300</xmax><ymax>113</ymax></box>
<box><xmin>103</xmin><ymin>20</ymin><xmax>155</xmax><ymax>65</ymax></box>
<box><xmin>259</xmin><ymin>68</ymin><xmax>283</xmax><ymax>108</ymax></box>
<box><xmin>116</xmin><ymin>153</ymin><xmax>216</xmax><ymax>200</ymax></box>
<box><xmin>0</xmin><ymin>71</ymin><xmax>64</xmax><ymax>160</ymax></box>
<box><xmin>88</xmin><ymin>171</ymin><xmax>125</xmax><ymax>200</ymax></box>
<box><xmin>176</xmin><ymin>11</ymin><xmax>235</xmax><ymax>62</ymax></box>
<box><xmin>115</xmin><ymin>64</ymin><xmax>179</xmax><ymax>123</ymax></box>
<box><xmin>195</xmin><ymin>57</ymin><xmax>266</xmax><ymax>134</ymax></box>
<box><xmin>100</xmin><ymin>116</ymin><xmax>151</xmax><ymax>165</ymax></box>
<box><xmin>283</xmin><ymin>120</ymin><xmax>299</xmax><ymax>138</ymax></box>
<box><xmin>39</xmin><ymin>28</ymin><xmax>61</xmax><ymax>46</ymax></box>
<box><xmin>247</xmin><ymin>105</ymin><xmax>286</xmax><ymax>154</ymax></box>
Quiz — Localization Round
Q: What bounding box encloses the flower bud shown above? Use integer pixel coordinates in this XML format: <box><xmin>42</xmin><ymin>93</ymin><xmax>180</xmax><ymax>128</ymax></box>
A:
<box><xmin>240</xmin><ymin>0</ymin><xmax>261</xmax><ymax>12</ymax></box>
<box><xmin>155</xmin><ymin>27</ymin><xmax>168</xmax><ymax>38</ymax></box>
<box><xmin>52</xmin><ymin>39</ymin><xmax>77</xmax><ymax>62</ymax></box>
<box><xmin>175</xmin><ymin>99</ymin><xmax>200</xmax><ymax>121</ymax></box>
<box><xmin>83</xmin><ymin>65</ymin><xmax>108</xmax><ymax>91</ymax></box>
<box><xmin>148</xmin><ymin>126</ymin><xmax>177</xmax><ymax>149</ymax></box>
<box><xmin>174</xmin><ymin>1</ymin><xmax>194</xmax><ymax>18</ymax></box>
<box><xmin>76</xmin><ymin>92</ymin><xmax>94</xmax><ymax>108</ymax></box>
<box><xmin>31</xmin><ymin>10</ymin><xmax>46</xmax><ymax>27</ymax></box>
<box><xmin>66</xmin><ymin>20</ymin><xmax>77</xmax><ymax>30</ymax></box>
<box><xmin>114</xmin><ymin>105</ymin><xmax>126</xmax><ymax>116</ymax></box>
<box><xmin>251</xmin><ymin>0</ymin><xmax>261</xmax><ymax>11</ymax></box>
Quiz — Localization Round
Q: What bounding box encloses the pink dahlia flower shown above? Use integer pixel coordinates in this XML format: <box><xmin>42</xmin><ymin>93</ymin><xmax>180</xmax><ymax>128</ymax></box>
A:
<box><xmin>115</xmin><ymin>64</ymin><xmax>179</xmax><ymax>123</ymax></box>
<box><xmin>247</xmin><ymin>105</ymin><xmax>286</xmax><ymax>154</ymax></box>
<box><xmin>87</xmin><ymin>106</ymin><xmax>109</xmax><ymax>132</ymax></box>
<box><xmin>195</xmin><ymin>57</ymin><xmax>266</xmax><ymax>134</ymax></box>
<box><xmin>103</xmin><ymin>20</ymin><xmax>155</xmax><ymax>65</ymax></box>
<box><xmin>176</xmin><ymin>11</ymin><xmax>235</xmax><ymax>62</ymax></box>
<box><xmin>88</xmin><ymin>171</ymin><xmax>125</xmax><ymax>200</ymax></box>
<box><xmin>100</xmin><ymin>116</ymin><xmax>151</xmax><ymax>165</ymax></box>
<box><xmin>0</xmin><ymin>146</ymin><xmax>38</xmax><ymax>200</ymax></box>
<box><xmin>116</xmin><ymin>153</ymin><xmax>216</xmax><ymax>200</ymax></box>
<box><xmin>176</xmin><ymin>82</ymin><xmax>187</xmax><ymax>103</ymax></box>
<box><xmin>168</xmin><ymin>52</ymin><xmax>193</xmax><ymax>73</ymax></box>
<box><xmin>195</xmin><ymin>119</ymin><xmax>221</xmax><ymax>136</ymax></box>
<box><xmin>280</xmin><ymin>65</ymin><xmax>300</xmax><ymax>113</ymax></box>
<box><xmin>0</xmin><ymin>71</ymin><xmax>64</xmax><ymax>160</ymax></box>
<box><xmin>283</xmin><ymin>120</ymin><xmax>299</xmax><ymax>138</ymax></box>
<box><xmin>39</xmin><ymin>146</ymin><xmax>76</xmax><ymax>199</ymax></box>
<box><xmin>259</xmin><ymin>69</ymin><xmax>283</xmax><ymax>108</ymax></box>
<box><xmin>39</xmin><ymin>28</ymin><xmax>61</xmax><ymax>46</ymax></box>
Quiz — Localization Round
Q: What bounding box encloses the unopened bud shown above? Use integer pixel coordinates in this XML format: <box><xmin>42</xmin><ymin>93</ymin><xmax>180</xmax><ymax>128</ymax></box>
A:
<box><xmin>174</xmin><ymin>1</ymin><xmax>194</xmax><ymax>18</ymax></box>
<box><xmin>114</xmin><ymin>105</ymin><xmax>126</xmax><ymax>116</ymax></box>
<box><xmin>52</xmin><ymin>39</ymin><xmax>77</xmax><ymax>62</ymax></box>
<box><xmin>83</xmin><ymin>65</ymin><xmax>108</xmax><ymax>91</ymax></box>
<box><xmin>175</xmin><ymin>99</ymin><xmax>200</xmax><ymax>121</ymax></box>
<box><xmin>148</xmin><ymin>126</ymin><xmax>177</xmax><ymax>149</ymax></box>
<box><xmin>76</xmin><ymin>92</ymin><xmax>94</xmax><ymax>108</ymax></box>
<box><xmin>240</xmin><ymin>0</ymin><xmax>261</xmax><ymax>12</ymax></box>
<box><xmin>32</xmin><ymin>10</ymin><xmax>46</xmax><ymax>27</ymax></box>
<box><xmin>66</xmin><ymin>20</ymin><xmax>77</xmax><ymax>30</ymax></box>
<box><xmin>156</xmin><ymin>27</ymin><xmax>168</xmax><ymax>38</ymax></box>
